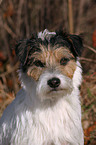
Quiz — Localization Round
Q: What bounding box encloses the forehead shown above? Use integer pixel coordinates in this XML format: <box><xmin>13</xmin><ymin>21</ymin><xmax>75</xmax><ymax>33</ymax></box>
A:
<box><xmin>28</xmin><ymin>45</ymin><xmax>74</xmax><ymax>74</ymax></box>
<box><xmin>37</xmin><ymin>44</ymin><xmax>73</xmax><ymax>60</ymax></box>
<box><xmin>31</xmin><ymin>31</ymin><xmax>73</xmax><ymax>56</ymax></box>
<box><xmin>27</xmin><ymin>43</ymin><xmax>76</xmax><ymax>80</ymax></box>
<box><xmin>27</xmin><ymin>44</ymin><xmax>74</xmax><ymax>77</ymax></box>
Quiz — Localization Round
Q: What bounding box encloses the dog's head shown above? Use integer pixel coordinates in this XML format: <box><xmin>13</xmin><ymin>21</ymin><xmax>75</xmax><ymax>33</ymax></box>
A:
<box><xmin>15</xmin><ymin>29</ymin><xmax>83</xmax><ymax>101</ymax></box>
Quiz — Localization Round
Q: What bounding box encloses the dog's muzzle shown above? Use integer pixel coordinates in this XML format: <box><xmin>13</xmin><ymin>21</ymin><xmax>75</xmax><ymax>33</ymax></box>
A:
<box><xmin>36</xmin><ymin>71</ymin><xmax>73</xmax><ymax>101</ymax></box>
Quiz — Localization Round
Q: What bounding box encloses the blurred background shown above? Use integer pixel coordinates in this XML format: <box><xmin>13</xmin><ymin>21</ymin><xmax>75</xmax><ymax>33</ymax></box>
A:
<box><xmin>0</xmin><ymin>0</ymin><xmax>96</xmax><ymax>144</ymax></box>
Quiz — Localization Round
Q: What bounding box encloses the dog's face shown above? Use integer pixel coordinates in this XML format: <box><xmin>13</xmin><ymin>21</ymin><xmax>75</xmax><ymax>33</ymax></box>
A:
<box><xmin>15</xmin><ymin>30</ymin><xmax>83</xmax><ymax>101</ymax></box>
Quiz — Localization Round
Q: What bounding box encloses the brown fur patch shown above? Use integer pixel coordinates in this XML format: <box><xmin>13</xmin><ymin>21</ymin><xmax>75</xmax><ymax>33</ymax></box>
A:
<box><xmin>54</xmin><ymin>47</ymin><xmax>74</xmax><ymax>62</ymax></box>
<box><xmin>54</xmin><ymin>47</ymin><xmax>76</xmax><ymax>78</ymax></box>
<box><xmin>27</xmin><ymin>66</ymin><xmax>45</xmax><ymax>81</ymax></box>
<box><xmin>27</xmin><ymin>45</ymin><xmax>76</xmax><ymax>80</ymax></box>
<box><xmin>57</xmin><ymin>60</ymin><xmax>76</xmax><ymax>78</ymax></box>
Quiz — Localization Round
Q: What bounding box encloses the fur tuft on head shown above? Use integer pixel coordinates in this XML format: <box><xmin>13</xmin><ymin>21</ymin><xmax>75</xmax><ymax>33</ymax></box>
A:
<box><xmin>38</xmin><ymin>29</ymin><xmax>56</xmax><ymax>41</ymax></box>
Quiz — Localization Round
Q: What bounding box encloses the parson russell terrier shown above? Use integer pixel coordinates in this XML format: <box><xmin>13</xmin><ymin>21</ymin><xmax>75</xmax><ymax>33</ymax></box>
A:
<box><xmin>0</xmin><ymin>29</ymin><xmax>84</xmax><ymax>145</ymax></box>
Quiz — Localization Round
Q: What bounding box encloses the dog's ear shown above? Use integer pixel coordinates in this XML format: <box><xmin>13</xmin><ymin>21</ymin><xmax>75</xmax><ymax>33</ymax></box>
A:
<box><xmin>54</xmin><ymin>30</ymin><xmax>83</xmax><ymax>57</ymax></box>
<box><xmin>68</xmin><ymin>34</ymin><xmax>83</xmax><ymax>57</ymax></box>
<box><xmin>15</xmin><ymin>39</ymin><xmax>29</xmax><ymax>66</ymax></box>
<box><xmin>15</xmin><ymin>33</ymin><xmax>39</xmax><ymax>66</ymax></box>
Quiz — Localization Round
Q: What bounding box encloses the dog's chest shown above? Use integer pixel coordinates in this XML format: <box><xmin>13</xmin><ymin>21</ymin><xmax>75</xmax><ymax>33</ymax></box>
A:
<box><xmin>12</xmin><ymin>98</ymin><xmax>80</xmax><ymax>145</ymax></box>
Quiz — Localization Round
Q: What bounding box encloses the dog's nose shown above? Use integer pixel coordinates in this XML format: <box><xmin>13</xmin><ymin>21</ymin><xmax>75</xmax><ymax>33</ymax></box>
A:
<box><xmin>47</xmin><ymin>77</ymin><xmax>60</xmax><ymax>88</ymax></box>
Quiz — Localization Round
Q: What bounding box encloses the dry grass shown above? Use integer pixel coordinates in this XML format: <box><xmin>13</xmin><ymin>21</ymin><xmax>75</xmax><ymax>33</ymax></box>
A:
<box><xmin>81</xmin><ymin>73</ymin><xmax>96</xmax><ymax>144</ymax></box>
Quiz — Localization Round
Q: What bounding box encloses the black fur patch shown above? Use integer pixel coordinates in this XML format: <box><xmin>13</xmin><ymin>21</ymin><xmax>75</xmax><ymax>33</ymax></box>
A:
<box><xmin>15</xmin><ymin>33</ymin><xmax>42</xmax><ymax>71</ymax></box>
<box><xmin>50</xmin><ymin>30</ymin><xmax>83</xmax><ymax>57</ymax></box>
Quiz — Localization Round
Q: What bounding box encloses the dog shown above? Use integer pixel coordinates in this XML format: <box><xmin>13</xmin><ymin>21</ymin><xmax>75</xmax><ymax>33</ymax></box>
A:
<box><xmin>0</xmin><ymin>29</ymin><xmax>84</xmax><ymax>145</ymax></box>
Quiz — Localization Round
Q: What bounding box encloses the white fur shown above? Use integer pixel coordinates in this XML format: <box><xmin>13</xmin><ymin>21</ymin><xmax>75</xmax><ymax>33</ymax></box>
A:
<box><xmin>38</xmin><ymin>29</ymin><xmax>56</xmax><ymax>41</ymax></box>
<box><xmin>0</xmin><ymin>61</ymin><xmax>84</xmax><ymax>145</ymax></box>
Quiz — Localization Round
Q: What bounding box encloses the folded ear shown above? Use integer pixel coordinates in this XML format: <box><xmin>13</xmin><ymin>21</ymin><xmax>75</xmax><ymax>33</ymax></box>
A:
<box><xmin>15</xmin><ymin>33</ymin><xmax>39</xmax><ymax>66</ymax></box>
<box><xmin>53</xmin><ymin>30</ymin><xmax>83</xmax><ymax>57</ymax></box>
<box><xmin>15</xmin><ymin>39</ymin><xmax>29</xmax><ymax>66</ymax></box>
<box><xmin>68</xmin><ymin>34</ymin><xmax>83</xmax><ymax>57</ymax></box>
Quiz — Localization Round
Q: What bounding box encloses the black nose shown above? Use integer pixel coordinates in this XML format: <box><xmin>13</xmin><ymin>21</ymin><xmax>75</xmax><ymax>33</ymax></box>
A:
<box><xmin>47</xmin><ymin>77</ymin><xmax>60</xmax><ymax>88</ymax></box>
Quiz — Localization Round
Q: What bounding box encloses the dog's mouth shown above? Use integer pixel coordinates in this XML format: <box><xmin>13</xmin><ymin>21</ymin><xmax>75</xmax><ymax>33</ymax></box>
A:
<box><xmin>44</xmin><ymin>88</ymin><xmax>70</xmax><ymax>101</ymax></box>
<box><xmin>47</xmin><ymin>88</ymin><xmax>67</xmax><ymax>94</ymax></box>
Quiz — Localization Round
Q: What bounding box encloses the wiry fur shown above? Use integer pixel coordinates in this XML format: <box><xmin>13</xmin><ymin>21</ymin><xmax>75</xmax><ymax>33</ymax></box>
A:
<box><xmin>0</xmin><ymin>30</ymin><xmax>84</xmax><ymax>145</ymax></box>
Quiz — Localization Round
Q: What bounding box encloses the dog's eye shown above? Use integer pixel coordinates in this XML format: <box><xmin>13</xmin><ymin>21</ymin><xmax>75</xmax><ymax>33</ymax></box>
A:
<box><xmin>33</xmin><ymin>60</ymin><xmax>45</xmax><ymax>67</ymax></box>
<box><xmin>60</xmin><ymin>58</ymin><xmax>70</xmax><ymax>65</ymax></box>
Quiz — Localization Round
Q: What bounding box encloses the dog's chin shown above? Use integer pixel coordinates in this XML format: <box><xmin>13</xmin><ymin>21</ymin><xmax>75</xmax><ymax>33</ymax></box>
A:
<box><xmin>37</xmin><ymin>87</ymin><xmax>73</xmax><ymax>102</ymax></box>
